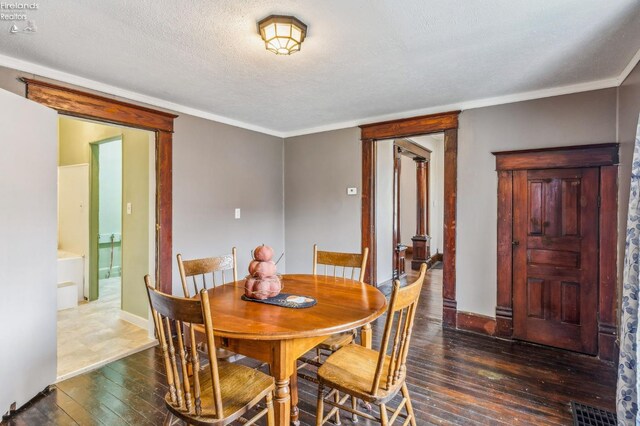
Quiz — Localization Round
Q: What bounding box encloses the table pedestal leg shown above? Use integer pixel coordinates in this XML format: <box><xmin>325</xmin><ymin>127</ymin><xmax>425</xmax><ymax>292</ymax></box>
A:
<box><xmin>274</xmin><ymin>376</ymin><xmax>290</xmax><ymax>426</ymax></box>
<box><xmin>361</xmin><ymin>323</ymin><xmax>372</xmax><ymax>348</ymax></box>
<box><xmin>290</xmin><ymin>368</ymin><xmax>300</xmax><ymax>426</ymax></box>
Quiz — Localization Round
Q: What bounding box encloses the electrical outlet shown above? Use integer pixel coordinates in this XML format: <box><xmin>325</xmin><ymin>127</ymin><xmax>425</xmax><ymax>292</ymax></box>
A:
<box><xmin>235</xmin><ymin>208</ymin><xmax>241</xmax><ymax>219</ymax></box>
<box><xmin>347</xmin><ymin>187</ymin><xmax>358</xmax><ymax>195</ymax></box>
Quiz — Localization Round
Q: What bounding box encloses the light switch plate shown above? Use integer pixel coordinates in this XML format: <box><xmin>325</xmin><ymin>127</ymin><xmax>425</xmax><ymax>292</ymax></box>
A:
<box><xmin>347</xmin><ymin>187</ymin><xmax>358</xmax><ymax>195</ymax></box>
<box><xmin>235</xmin><ymin>208</ymin><xmax>241</xmax><ymax>219</ymax></box>
<box><xmin>126</xmin><ymin>202</ymin><xmax>132</xmax><ymax>215</ymax></box>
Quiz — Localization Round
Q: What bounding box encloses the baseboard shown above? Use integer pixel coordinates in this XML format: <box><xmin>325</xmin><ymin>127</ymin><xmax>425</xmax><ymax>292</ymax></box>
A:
<box><xmin>119</xmin><ymin>310</ymin><xmax>149</xmax><ymax>329</ymax></box>
<box><xmin>598</xmin><ymin>323</ymin><xmax>619</xmax><ymax>362</ymax></box>
<box><xmin>376</xmin><ymin>277</ymin><xmax>393</xmax><ymax>288</ymax></box>
<box><xmin>456</xmin><ymin>311</ymin><xmax>496</xmax><ymax>336</ymax></box>
<box><xmin>443</xmin><ymin>299</ymin><xmax>457</xmax><ymax>328</ymax></box>
<box><xmin>427</xmin><ymin>253</ymin><xmax>443</xmax><ymax>268</ymax></box>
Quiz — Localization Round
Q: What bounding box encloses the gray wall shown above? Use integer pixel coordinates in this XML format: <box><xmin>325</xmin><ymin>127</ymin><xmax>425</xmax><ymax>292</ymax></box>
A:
<box><xmin>284</xmin><ymin>128</ymin><xmax>361</xmax><ymax>274</ymax></box>
<box><xmin>457</xmin><ymin>88</ymin><xmax>618</xmax><ymax>316</ymax></box>
<box><xmin>172</xmin><ymin>114</ymin><xmax>284</xmax><ymax>290</ymax></box>
<box><xmin>284</xmin><ymin>88</ymin><xmax>620</xmax><ymax>317</ymax></box>
<box><xmin>0</xmin><ymin>88</ymin><xmax>58</xmax><ymax>413</ymax></box>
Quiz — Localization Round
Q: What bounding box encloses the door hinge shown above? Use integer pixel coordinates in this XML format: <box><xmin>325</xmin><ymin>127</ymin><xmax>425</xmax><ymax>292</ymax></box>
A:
<box><xmin>156</xmin><ymin>223</ymin><xmax>161</xmax><ymax>232</ymax></box>
<box><xmin>597</xmin><ymin>196</ymin><xmax>601</xmax><ymax>208</ymax></box>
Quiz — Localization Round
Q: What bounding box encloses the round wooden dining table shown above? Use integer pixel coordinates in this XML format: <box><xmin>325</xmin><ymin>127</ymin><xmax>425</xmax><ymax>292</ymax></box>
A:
<box><xmin>203</xmin><ymin>273</ymin><xmax>387</xmax><ymax>426</ymax></box>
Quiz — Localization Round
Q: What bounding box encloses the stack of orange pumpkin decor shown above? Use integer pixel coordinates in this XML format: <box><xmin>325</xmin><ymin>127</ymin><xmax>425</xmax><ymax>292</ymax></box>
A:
<box><xmin>244</xmin><ymin>245</ymin><xmax>282</xmax><ymax>300</ymax></box>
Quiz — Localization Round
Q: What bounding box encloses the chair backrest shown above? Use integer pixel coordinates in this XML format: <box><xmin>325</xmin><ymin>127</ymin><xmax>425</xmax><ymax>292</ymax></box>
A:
<box><xmin>313</xmin><ymin>244</ymin><xmax>369</xmax><ymax>283</ymax></box>
<box><xmin>370</xmin><ymin>263</ymin><xmax>427</xmax><ymax>396</ymax></box>
<box><xmin>177</xmin><ymin>248</ymin><xmax>238</xmax><ymax>297</ymax></box>
<box><xmin>144</xmin><ymin>275</ymin><xmax>223</xmax><ymax>419</ymax></box>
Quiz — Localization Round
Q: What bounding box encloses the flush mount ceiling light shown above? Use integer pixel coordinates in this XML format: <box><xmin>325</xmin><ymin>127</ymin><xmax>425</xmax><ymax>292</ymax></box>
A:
<box><xmin>258</xmin><ymin>15</ymin><xmax>307</xmax><ymax>55</ymax></box>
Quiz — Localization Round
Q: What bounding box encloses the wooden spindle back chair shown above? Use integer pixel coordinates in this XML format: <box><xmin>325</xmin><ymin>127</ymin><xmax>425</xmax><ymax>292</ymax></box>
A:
<box><xmin>313</xmin><ymin>244</ymin><xmax>368</xmax><ymax>283</ymax></box>
<box><xmin>312</xmin><ymin>244</ymin><xmax>369</xmax><ymax>352</ymax></box>
<box><xmin>177</xmin><ymin>248</ymin><xmax>237</xmax><ymax>298</ymax></box>
<box><xmin>177</xmin><ymin>249</ymin><xmax>240</xmax><ymax>361</ymax></box>
<box><xmin>144</xmin><ymin>275</ymin><xmax>275</xmax><ymax>425</ymax></box>
<box><xmin>298</xmin><ymin>245</ymin><xmax>370</xmax><ymax>395</ymax></box>
<box><xmin>315</xmin><ymin>264</ymin><xmax>427</xmax><ymax>426</ymax></box>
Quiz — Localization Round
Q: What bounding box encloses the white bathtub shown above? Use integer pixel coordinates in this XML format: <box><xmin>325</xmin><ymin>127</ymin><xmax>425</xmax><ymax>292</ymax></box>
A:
<box><xmin>57</xmin><ymin>250</ymin><xmax>84</xmax><ymax>303</ymax></box>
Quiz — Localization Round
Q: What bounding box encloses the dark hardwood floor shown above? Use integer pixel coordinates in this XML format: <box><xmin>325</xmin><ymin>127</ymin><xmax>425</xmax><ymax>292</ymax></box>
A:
<box><xmin>3</xmin><ymin>266</ymin><xmax>616</xmax><ymax>425</ymax></box>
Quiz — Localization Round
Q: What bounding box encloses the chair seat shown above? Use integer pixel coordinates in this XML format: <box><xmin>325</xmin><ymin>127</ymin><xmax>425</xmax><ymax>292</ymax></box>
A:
<box><xmin>317</xmin><ymin>344</ymin><xmax>403</xmax><ymax>404</ymax></box>
<box><xmin>319</xmin><ymin>331</ymin><xmax>354</xmax><ymax>351</ymax></box>
<box><xmin>165</xmin><ymin>360</ymin><xmax>274</xmax><ymax>425</ymax></box>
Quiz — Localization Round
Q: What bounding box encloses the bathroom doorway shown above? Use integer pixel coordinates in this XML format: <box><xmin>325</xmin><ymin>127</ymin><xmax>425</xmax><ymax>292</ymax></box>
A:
<box><xmin>56</xmin><ymin>116</ymin><xmax>156</xmax><ymax>381</ymax></box>
<box><xmin>89</xmin><ymin>137</ymin><xmax>122</xmax><ymax>302</ymax></box>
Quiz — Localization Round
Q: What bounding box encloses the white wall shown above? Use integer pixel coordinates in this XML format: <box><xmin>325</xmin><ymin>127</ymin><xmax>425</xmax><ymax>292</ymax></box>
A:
<box><xmin>0</xmin><ymin>88</ymin><xmax>58</xmax><ymax>413</ymax></box>
<box><xmin>400</xmin><ymin>154</ymin><xmax>416</xmax><ymax>245</ymax></box>
<box><xmin>376</xmin><ymin>140</ymin><xmax>394</xmax><ymax>284</ymax></box>
<box><xmin>403</xmin><ymin>135</ymin><xmax>445</xmax><ymax>253</ymax></box>
<box><xmin>400</xmin><ymin>155</ymin><xmax>418</xmax><ymax>247</ymax></box>
<box><xmin>58</xmin><ymin>164</ymin><xmax>90</xmax><ymax>298</ymax></box>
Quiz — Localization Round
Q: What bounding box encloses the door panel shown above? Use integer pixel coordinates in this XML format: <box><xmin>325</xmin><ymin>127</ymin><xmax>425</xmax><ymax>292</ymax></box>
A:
<box><xmin>526</xmin><ymin>278</ymin><xmax>545</xmax><ymax>319</ymax></box>
<box><xmin>0</xmin><ymin>88</ymin><xmax>58</xmax><ymax>411</ymax></box>
<box><xmin>513</xmin><ymin>168</ymin><xmax>598</xmax><ymax>354</ymax></box>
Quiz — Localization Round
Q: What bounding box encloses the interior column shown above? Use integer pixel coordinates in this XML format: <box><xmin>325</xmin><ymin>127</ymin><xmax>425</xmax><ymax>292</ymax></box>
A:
<box><xmin>411</xmin><ymin>158</ymin><xmax>430</xmax><ymax>270</ymax></box>
<box><xmin>393</xmin><ymin>147</ymin><xmax>406</xmax><ymax>279</ymax></box>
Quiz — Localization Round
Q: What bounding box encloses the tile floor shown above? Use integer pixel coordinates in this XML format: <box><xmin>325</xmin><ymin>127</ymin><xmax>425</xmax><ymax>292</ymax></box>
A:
<box><xmin>56</xmin><ymin>277</ymin><xmax>156</xmax><ymax>381</ymax></box>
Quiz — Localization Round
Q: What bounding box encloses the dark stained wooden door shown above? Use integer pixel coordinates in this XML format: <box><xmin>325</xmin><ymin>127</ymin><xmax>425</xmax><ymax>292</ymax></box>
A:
<box><xmin>512</xmin><ymin>168</ymin><xmax>599</xmax><ymax>354</ymax></box>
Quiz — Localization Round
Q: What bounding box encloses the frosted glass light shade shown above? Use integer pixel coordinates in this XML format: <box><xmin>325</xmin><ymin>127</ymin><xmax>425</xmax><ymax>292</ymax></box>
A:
<box><xmin>258</xmin><ymin>15</ymin><xmax>307</xmax><ymax>55</ymax></box>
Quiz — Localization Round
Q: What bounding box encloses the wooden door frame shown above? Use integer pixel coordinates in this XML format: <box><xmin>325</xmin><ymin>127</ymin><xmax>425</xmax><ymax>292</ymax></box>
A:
<box><xmin>89</xmin><ymin>136</ymin><xmax>124</xmax><ymax>301</ymax></box>
<box><xmin>360</xmin><ymin>110</ymin><xmax>460</xmax><ymax>327</ymax></box>
<box><xmin>392</xmin><ymin>145</ymin><xmax>402</xmax><ymax>279</ymax></box>
<box><xmin>21</xmin><ymin>78</ymin><xmax>177</xmax><ymax>295</ymax></box>
<box><xmin>391</xmin><ymin>139</ymin><xmax>431</xmax><ymax>279</ymax></box>
<box><xmin>493</xmin><ymin>143</ymin><xmax>619</xmax><ymax>360</ymax></box>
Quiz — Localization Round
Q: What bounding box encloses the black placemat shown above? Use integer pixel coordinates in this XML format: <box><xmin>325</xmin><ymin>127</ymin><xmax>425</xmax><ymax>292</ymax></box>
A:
<box><xmin>241</xmin><ymin>293</ymin><xmax>317</xmax><ymax>309</ymax></box>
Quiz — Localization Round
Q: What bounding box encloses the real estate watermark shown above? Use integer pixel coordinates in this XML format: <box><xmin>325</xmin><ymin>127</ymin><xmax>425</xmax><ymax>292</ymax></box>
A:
<box><xmin>2</xmin><ymin>2</ymin><xmax>38</xmax><ymax>34</ymax></box>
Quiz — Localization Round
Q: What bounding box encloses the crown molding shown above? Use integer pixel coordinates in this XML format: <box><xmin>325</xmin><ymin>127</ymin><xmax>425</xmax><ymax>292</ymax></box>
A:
<box><xmin>0</xmin><ymin>53</ymin><xmax>286</xmax><ymax>138</ymax></box>
<box><xmin>280</xmin><ymin>77</ymin><xmax>619</xmax><ymax>138</ymax></box>
<box><xmin>617</xmin><ymin>45</ymin><xmax>640</xmax><ymax>86</ymax></box>
<box><xmin>0</xmin><ymin>49</ymin><xmax>638</xmax><ymax>140</ymax></box>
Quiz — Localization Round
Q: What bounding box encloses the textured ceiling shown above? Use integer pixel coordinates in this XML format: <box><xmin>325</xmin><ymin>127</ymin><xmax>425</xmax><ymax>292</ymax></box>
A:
<box><xmin>1</xmin><ymin>0</ymin><xmax>640</xmax><ymax>135</ymax></box>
